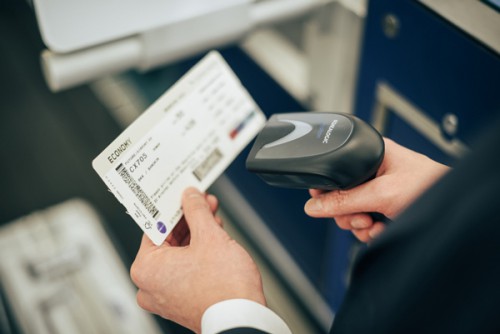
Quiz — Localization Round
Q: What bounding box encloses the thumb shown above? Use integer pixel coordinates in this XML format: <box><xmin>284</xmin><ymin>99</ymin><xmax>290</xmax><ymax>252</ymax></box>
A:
<box><xmin>304</xmin><ymin>179</ymin><xmax>385</xmax><ymax>217</ymax></box>
<box><xmin>182</xmin><ymin>187</ymin><xmax>219</xmax><ymax>242</ymax></box>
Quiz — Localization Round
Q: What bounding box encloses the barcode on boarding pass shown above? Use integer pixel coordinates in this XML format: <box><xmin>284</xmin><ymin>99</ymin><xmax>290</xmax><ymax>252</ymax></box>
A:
<box><xmin>116</xmin><ymin>163</ymin><xmax>160</xmax><ymax>218</ymax></box>
<box><xmin>193</xmin><ymin>148</ymin><xmax>223</xmax><ymax>181</ymax></box>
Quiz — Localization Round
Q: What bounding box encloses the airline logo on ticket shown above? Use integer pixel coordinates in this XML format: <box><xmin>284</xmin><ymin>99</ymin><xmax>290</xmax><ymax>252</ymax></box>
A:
<box><xmin>92</xmin><ymin>51</ymin><xmax>266</xmax><ymax>245</ymax></box>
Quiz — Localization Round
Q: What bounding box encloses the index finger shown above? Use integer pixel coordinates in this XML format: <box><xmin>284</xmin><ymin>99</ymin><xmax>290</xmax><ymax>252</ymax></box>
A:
<box><xmin>305</xmin><ymin>178</ymin><xmax>386</xmax><ymax>217</ymax></box>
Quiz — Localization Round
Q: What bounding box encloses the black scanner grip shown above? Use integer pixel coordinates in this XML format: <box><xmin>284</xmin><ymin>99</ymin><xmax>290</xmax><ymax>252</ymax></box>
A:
<box><xmin>246</xmin><ymin>112</ymin><xmax>392</xmax><ymax>225</ymax></box>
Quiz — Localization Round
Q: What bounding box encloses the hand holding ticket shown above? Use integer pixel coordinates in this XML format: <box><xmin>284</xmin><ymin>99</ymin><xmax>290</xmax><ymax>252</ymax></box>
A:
<box><xmin>93</xmin><ymin>51</ymin><xmax>266</xmax><ymax>245</ymax></box>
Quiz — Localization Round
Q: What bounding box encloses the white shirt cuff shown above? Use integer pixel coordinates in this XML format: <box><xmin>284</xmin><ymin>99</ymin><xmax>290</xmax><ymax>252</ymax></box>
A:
<box><xmin>201</xmin><ymin>299</ymin><xmax>292</xmax><ymax>334</ymax></box>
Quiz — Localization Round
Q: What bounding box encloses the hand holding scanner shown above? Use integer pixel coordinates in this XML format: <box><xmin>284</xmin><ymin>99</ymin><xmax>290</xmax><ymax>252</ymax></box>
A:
<box><xmin>246</xmin><ymin>112</ymin><xmax>389</xmax><ymax>223</ymax></box>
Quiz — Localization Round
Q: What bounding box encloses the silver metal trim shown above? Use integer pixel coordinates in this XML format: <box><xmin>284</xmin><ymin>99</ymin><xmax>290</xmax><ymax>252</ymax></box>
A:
<box><xmin>419</xmin><ymin>0</ymin><xmax>500</xmax><ymax>55</ymax></box>
<box><xmin>241</xmin><ymin>28</ymin><xmax>309</xmax><ymax>104</ymax></box>
<box><xmin>372</xmin><ymin>82</ymin><xmax>468</xmax><ymax>158</ymax></box>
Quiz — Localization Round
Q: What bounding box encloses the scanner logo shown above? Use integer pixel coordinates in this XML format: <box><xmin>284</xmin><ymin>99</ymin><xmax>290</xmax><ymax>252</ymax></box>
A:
<box><xmin>322</xmin><ymin>120</ymin><xmax>338</xmax><ymax>144</ymax></box>
<box><xmin>263</xmin><ymin>119</ymin><xmax>313</xmax><ymax>149</ymax></box>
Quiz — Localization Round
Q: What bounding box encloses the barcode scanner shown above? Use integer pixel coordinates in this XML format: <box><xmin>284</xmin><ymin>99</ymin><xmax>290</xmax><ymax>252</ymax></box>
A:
<box><xmin>246</xmin><ymin>112</ymin><xmax>390</xmax><ymax>223</ymax></box>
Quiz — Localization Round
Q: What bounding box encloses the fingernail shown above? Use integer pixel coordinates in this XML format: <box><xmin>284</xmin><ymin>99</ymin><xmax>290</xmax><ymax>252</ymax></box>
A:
<box><xmin>184</xmin><ymin>187</ymin><xmax>202</xmax><ymax>198</ymax></box>
<box><xmin>351</xmin><ymin>217</ymin><xmax>367</xmax><ymax>229</ymax></box>
<box><xmin>305</xmin><ymin>198</ymin><xmax>323</xmax><ymax>212</ymax></box>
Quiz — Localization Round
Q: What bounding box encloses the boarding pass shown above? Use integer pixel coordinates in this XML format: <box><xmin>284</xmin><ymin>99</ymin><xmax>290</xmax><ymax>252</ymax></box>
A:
<box><xmin>92</xmin><ymin>51</ymin><xmax>266</xmax><ymax>245</ymax></box>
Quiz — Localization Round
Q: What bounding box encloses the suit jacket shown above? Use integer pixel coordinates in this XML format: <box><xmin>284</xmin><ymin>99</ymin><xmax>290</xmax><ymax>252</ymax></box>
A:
<box><xmin>222</xmin><ymin>116</ymin><xmax>500</xmax><ymax>334</ymax></box>
<box><xmin>331</xmin><ymin>116</ymin><xmax>500</xmax><ymax>334</ymax></box>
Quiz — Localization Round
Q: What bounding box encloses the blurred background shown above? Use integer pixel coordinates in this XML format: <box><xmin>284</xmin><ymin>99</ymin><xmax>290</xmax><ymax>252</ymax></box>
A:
<box><xmin>0</xmin><ymin>0</ymin><xmax>499</xmax><ymax>333</ymax></box>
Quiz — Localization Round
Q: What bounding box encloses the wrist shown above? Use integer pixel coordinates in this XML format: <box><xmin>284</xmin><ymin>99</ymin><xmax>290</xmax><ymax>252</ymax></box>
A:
<box><xmin>201</xmin><ymin>299</ymin><xmax>291</xmax><ymax>334</ymax></box>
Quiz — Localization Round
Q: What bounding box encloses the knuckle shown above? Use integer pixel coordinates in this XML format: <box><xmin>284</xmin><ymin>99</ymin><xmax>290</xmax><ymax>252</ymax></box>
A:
<box><xmin>187</xmin><ymin>198</ymin><xmax>210</xmax><ymax>213</ymax></box>
<box><xmin>374</xmin><ymin>179</ymin><xmax>397</xmax><ymax>214</ymax></box>
<box><xmin>136</xmin><ymin>291</ymin><xmax>150</xmax><ymax>311</ymax></box>
<box><xmin>130</xmin><ymin>260</ymin><xmax>144</xmax><ymax>286</ymax></box>
<box><xmin>324</xmin><ymin>190</ymin><xmax>349</xmax><ymax>214</ymax></box>
<box><xmin>333</xmin><ymin>216</ymin><xmax>351</xmax><ymax>230</ymax></box>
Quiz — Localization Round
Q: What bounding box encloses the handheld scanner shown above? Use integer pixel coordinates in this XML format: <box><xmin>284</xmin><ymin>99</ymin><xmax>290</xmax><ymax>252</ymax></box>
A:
<box><xmin>246</xmin><ymin>112</ymin><xmax>384</xmax><ymax>190</ymax></box>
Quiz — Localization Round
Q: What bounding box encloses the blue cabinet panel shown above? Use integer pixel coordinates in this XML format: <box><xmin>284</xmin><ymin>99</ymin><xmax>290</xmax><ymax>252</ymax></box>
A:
<box><xmin>355</xmin><ymin>0</ymin><xmax>500</xmax><ymax>157</ymax></box>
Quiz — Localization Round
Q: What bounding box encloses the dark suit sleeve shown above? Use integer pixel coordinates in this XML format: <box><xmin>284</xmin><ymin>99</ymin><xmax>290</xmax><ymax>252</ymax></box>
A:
<box><xmin>331</xmin><ymin>117</ymin><xmax>500</xmax><ymax>334</ymax></box>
